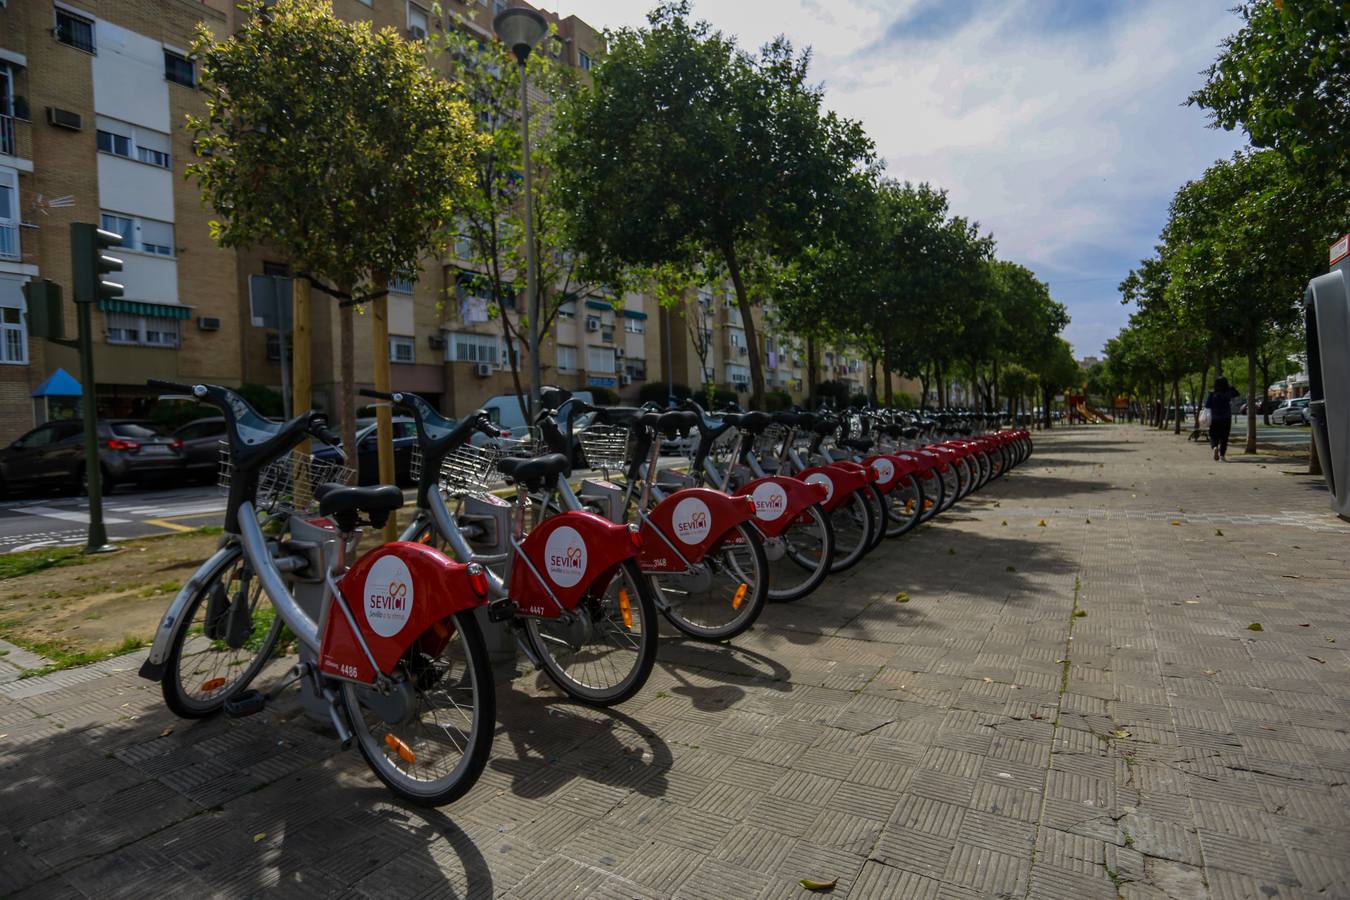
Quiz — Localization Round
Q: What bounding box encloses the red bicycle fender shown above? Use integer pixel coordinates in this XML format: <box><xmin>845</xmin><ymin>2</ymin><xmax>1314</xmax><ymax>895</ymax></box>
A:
<box><xmin>639</xmin><ymin>487</ymin><xmax>756</xmax><ymax>572</ymax></box>
<box><xmin>509</xmin><ymin>511</ymin><xmax>639</xmax><ymax>619</ymax></box>
<box><xmin>911</xmin><ymin>448</ymin><xmax>948</xmax><ymax>473</ymax></box>
<box><xmin>861</xmin><ymin>453</ymin><xmax>916</xmax><ymax>493</ymax></box>
<box><xmin>733</xmin><ymin>475</ymin><xmax>828</xmax><ymax>537</ymax></box>
<box><xmin>797</xmin><ymin>463</ymin><xmax>874</xmax><ymax>513</ymax></box>
<box><xmin>319</xmin><ymin>541</ymin><xmax>486</xmax><ymax>683</ymax></box>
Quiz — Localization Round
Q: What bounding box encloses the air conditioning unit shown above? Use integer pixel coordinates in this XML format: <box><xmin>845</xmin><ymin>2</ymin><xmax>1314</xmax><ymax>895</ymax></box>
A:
<box><xmin>428</xmin><ymin>335</ymin><xmax>446</xmax><ymax>350</ymax></box>
<box><xmin>616</xmin><ymin>348</ymin><xmax>625</xmax><ymax>358</ymax></box>
<box><xmin>47</xmin><ymin>107</ymin><xmax>82</xmax><ymax>131</ymax></box>
<box><xmin>197</xmin><ymin>316</ymin><xmax>221</xmax><ymax>332</ymax></box>
<box><xmin>586</xmin><ymin>319</ymin><xmax>600</xmax><ymax>332</ymax></box>
<box><xmin>475</xmin><ymin>362</ymin><xmax>492</xmax><ymax>378</ymax></box>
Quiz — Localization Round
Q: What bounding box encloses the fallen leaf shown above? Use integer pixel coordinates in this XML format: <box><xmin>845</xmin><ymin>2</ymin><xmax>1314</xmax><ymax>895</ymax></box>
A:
<box><xmin>948</xmin><ymin>548</ymin><xmax>956</xmax><ymax>555</ymax></box>
<box><xmin>1247</xmin><ymin>623</ymin><xmax>1263</xmax><ymax>632</ymax></box>
<box><xmin>994</xmin><ymin>772</ymin><xmax>1013</xmax><ymax>778</ymax></box>
<box><xmin>982</xmin><ymin>677</ymin><xmax>994</xmax><ymax>683</ymax></box>
<box><xmin>895</xmin><ymin>592</ymin><xmax>910</xmax><ymax>603</ymax></box>
<box><xmin>1113</xmin><ymin>729</ymin><xmax>1131</xmax><ymax>739</ymax></box>
<box><xmin>1170</xmin><ymin>520</ymin><xmax>1181</xmax><ymax>526</ymax></box>
<box><xmin>160</xmin><ymin>726</ymin><xmax>174</xmax><ymax>738</ymax></box>
<box><xmin>1299</xmin><ymin>623</ymin><xmax>1310</xmax><ymax>627</ymax></box>
<box><xmin>1038</xmin><ymin>519</ymin><xmax>1047</xmax><ymax>527</ymax></box>
<box><xmin>1215</xmin><ymin>528</ymin><xmax>1224</xmax><ymax>536</ymax></box>
<box><xmin>1267</xmin><ymin>552</ymin><xmax>1279</xmax><ymax>557</ymax></box>
<box><xmin>798</xmin><ymin>878</ymin><xmax>837</xmax><ymax>892</ymax></box>
<box><xmin>1006</xmin><ymin>565</ymin><xmax>1016</xmax><ymax>572</ymax></box>
<box><xmin>1281</xmin><ymin>574</ymin><xmax>1301</xmax><ymax>579</ymax></box>
<box><xmin>1085</xmin><ymin>518</ymin><xmax>1092</xmax><ymax>524</ymax></box>
<box><xmin>1030</xmin><ymin>712</ymin><xmax>1043</xmax><ymax>720</ymax></box>
<box><xmin>1073</xmin><ymin>609</ymin><xmax>1087</xmax><ymax>618</ymax></box>
<box><xmin>1185</xmin><ymin>600</ymin><xmax>1200</xmax><ymax>605</ymax></box>
<box><xmin>253</xmin><ymin>833</ymin><xmax>266</xmax><ymax>843</ymax></box>
<box><xmin>1202</xmin><ymin>669</ymin><xmax>1217</xmax><ymax>676</ymax></box>
<box><xmin>1001</xmin><ymin>521</ymin><xmax>1008</xmax><ymax>526</ymax></box>
<box><xmin>1309</xmin><ymin>656</ymin><xmax>1326</xmax><ymax>664</ymax></box>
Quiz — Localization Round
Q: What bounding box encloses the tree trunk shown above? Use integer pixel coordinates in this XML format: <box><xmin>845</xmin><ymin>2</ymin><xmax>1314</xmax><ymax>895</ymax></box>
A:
<box><xmin>882</xmin><ymin>338</ymin><xmax>894</xmax><ymax>406</ymax></box>
<box><xmin>723</xmin><ymin>246</ymin><xmax>764</xmax><ymax>410</ymax></box>
<box><xmin>338</xmin><ymin>298</ymin><xmax>357</xmax><ymax>473</ymax></box>
<box><xmin>371</xmin><ymin>274</ymin><xmax>397</xmax><ymax>541</ymax></box>
<box><xmin>936</xmin><ymin>361</ymin><xmax>947</xmax><ymax>407</ymax></box>
<box><xmin>869</xmin><ymin>356</ymin><xmax>879</xmax><ymax>405</ymax></box>
<box><xmin>1244</xmin><ymin>346</ymin><xmax>1258</xmax><ymax>454</ymax></box>
<box><xmin>919</xmin><ymin>362</ymin><xmax>930</xmax><ymax>408</ymax></box>
<box><xmin>1043</xmin><ymin>384</ymin><xmax>1052</xmax><ymax>430</ymax></box>
<box><xmin>1172</xmin><ymin>378</ymin><xmax>1181</xmax><ymax>435</ymax></box>
<box><xmin>806</xmin><ymin>336</ymin><xmax>818</xmax><ymax>407</ymax></box>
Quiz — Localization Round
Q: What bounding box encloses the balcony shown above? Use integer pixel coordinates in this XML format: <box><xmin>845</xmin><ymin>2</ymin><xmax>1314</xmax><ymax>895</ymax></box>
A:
<box><xmin>0</xmin><ymin>223</ymin><xmax>19</xmax><ymax>262</ymax></box>
<box><xmin>0</xmin><ymin>114</ymin><xmax>31</xmax><ymax>161</ymax></box>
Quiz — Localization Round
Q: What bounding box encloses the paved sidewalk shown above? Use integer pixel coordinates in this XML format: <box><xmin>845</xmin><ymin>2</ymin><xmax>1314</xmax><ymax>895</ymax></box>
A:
<box><xmin>2</xmin><ymin>426</ymin><xmax>1347</xmax><ymax>899</ymax></box>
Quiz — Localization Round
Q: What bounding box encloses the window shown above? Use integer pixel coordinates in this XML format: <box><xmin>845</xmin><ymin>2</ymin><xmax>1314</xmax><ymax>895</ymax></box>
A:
<box><xmin>0</xmin><ymin>169</ymin><xmax>18</xmax><ymax>262</ymax></box>
<box><xmin>389</xmin><ymin>335</ymin><xmax>415</xmax><ymax>364</ymax></box>
<box><xmin>55</xmin><ymin>8</ymin><xmax>95</xmax><ymax>53</ymax></box>
<box><xmin>105</xmin><ymin>311</ymin><xmax>180</xmax><ymax>348</ymax></box>
<box><xmin>453</xmin><ymin>234</ymin><xmax>473</xmax><ymax>259</ymax></box>
<box><xmin>388</xmin><ymin>272</ymin><xmax>414</xmax><ymax>294</ymax></box>
<box><xmin>727</xmin><ymin>364</ymin><xmax>750</xmax><ymax>388</ymax></box>
<box><xmin>586</xmin><ymin>346</ymin><xmax>615</xmax><ymax>374</ymax></box>
<box><xmin>558</xmin><ymin>302</ymin><xmax>576</xmax><ymax>320</ymax></box>
<box><xmin>265</xmin><ymin>333</ymin><xmax>293</xmax><ymax>362</ymax></box>
<box><xmin>408</xmin><ymin>3</ymin><xmax>429</xmax><ymax>37</ymax></box>
<box><xmin>96</xmin><ymin>117</ymin><xmax>171</xmax><ymax>169</ymax></box>
<box><xmin>624</xmin><ymin>318</ymin><xmax>645</xmax><ymax>334</ymax></box>
<box><xmin>164</xmin><ymin>49</ymin><xmax>194</xmax><ymax>87</ymax></box>
<box><xmin>100</xmin><ymin>211</ymin><xmax>175</xmax><ymax>257</ymax></box>
<box><xmin>556</xmin><ymin>344</ymin><xmax>577</xmax><ymax>372</ymax></box>
<box><xmin>578</xmin><ymin>50</ymin><xmax>592</xmax><ymax>71</ymax></box>
<box><xmin>446</xmin><ymin>331</ymin><xmax>498</xmax><ymax>365</ymax></box>
<box><xmin>492</xmin><ymin>0</ymin><xmax>506</xmax><ymax>13</ymax></box>
<box><xmin>0</xmin><ymin>290</ymin><xmax>27</xmax><ymax>364</ymax></box>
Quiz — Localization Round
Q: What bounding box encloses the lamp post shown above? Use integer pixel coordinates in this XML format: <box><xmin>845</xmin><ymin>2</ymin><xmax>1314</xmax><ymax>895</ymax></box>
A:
<box><xmin>494</xmin><ymin>6</ymin><xmax>550</xmax><ymax>417</ymax></box>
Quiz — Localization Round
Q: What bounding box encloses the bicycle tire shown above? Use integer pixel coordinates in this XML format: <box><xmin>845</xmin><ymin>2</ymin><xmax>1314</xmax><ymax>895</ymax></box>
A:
<box><xmin>657</xmin><ymin>522</ymin><xmax>768</xmax><ymax>642</ymax></box>
<box><xmin>884</xmin><ymin>474</ymin><xmax>923</xmax><ymax>539</ymax></box>
<box><xmin>864</xmin><ymin>484</ymin><xmax>889</xmax><ymax>551</ymax></box>
<box><xmin>766</xmin><ymin>502</ymin><xmax>834</xmax><ymax>602</ymax></box>
<box><xmin>343</xmin><ymin>609</ymin><xmax>495</xmax><ymax>807</ymax></box>
<box><xmin>161</xmin><ymin>545</ymin><xmax>284</xmax><ymax>719</ymax></box>
<box><xmin>828</xmin><ymin>490</ymin><xmax>875</xmax><ymax>573</ymax></box>
<box><xmin>525</xmin><ymin>558</ymin><xmax>658</xmax><ymax>705</ymax></box>
<box><xmin>917</xmin><ymin>465</ymin><xmax>944</xmax><ymax>523</ymax></box>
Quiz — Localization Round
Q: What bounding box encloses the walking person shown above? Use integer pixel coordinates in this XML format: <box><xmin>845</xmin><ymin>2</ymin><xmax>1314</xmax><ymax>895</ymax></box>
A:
<box><xmin>1203</xmin><ymin>376</ymin><xmax>1240</xmax><ymax>461</ymax></box>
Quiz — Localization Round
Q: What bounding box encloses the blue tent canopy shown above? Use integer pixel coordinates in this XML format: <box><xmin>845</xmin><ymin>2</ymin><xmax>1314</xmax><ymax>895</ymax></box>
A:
<box><xmin>32</xmin><ymin>368</ymin><xmax>82</xmax><ymax>398</ymax></box>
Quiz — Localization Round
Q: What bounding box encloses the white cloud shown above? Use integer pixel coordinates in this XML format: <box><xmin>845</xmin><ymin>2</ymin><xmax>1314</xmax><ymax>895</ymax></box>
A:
<box><xmin>557</xmin><ymin>0</ymin><xmax>1248</xmax><ymax>355</ymax></box>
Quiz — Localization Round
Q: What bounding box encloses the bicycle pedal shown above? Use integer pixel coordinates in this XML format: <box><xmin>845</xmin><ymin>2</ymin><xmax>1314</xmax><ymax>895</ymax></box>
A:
<box><xmin>224</xmin><ymin>689</ymin><xmax>266</xmax><ymax>718</ymax></box>
<box><xmin>487</xmin><ymin>598</ymin><xmax>518</xmax><ymax>623</ymax></box>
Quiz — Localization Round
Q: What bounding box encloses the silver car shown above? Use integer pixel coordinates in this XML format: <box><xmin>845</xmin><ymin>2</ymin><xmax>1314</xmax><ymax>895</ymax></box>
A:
<box><xmin>1270</xmin><ymin>397</ymin><xmax>1311</xmax><ymax>425</ymax></box>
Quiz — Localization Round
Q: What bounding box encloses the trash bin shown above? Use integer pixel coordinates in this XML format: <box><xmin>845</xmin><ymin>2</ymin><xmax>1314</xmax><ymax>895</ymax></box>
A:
<box><xmin>1305</xmin><ymin>234</ymin><xmax>1350</xmax><ymax>519</ymax></box>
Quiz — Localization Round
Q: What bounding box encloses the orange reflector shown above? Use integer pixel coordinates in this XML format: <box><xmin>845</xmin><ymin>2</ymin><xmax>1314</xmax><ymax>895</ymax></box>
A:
<box><xmin>904</xmin><ymin>499</ymin><xmax>915</xmax><ymax>514</ymax></box>
<box><xmin>732</xmin><ymin>583</ymin><xmax>748</xmax><ymax>610</ymax></box>
<box><xmin>618</xmin><ymin>589</ymin><xmax>634</xmax><ymax>628</ymax></box>
<box><xmin>923</xmin><ymin>499</ymin><xmax>935</xmax><ymax>510</ymax></box>
<box><xmin>384</xmin><ymin>733</ymin><xmax>416</xmax><ymax>764</ymax></box>
<box><xmin>200</xmin><ymin>678</ymin><xmax>226</xmax><ymax>693</ymax></box>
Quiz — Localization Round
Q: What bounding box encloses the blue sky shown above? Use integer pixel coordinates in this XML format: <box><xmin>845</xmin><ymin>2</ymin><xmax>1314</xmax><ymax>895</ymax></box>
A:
<box><xmin>557</xmin><ymin>0</ymin><xmax>1249</xmax><ymax>357</ymax></box>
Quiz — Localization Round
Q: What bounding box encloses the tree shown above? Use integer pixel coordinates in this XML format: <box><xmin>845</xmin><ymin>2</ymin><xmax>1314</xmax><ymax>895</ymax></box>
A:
<box><xmin>555</xmin><ymin>2</ymin><xmax>875</xmax><ymax>409</ymax></box>
<box><xmin>190</xmin><ymin>0</ymin><xmax>480</xmax><ymax>457</ymax></box>
<box><xmin>433</xmin><ymin>21</ymin><xmax>614</xmax><ymax>422</ymax></box>
<box><xmin>1189</xmin><ymin>0</ymin><xmax>1349</xmax><ymax>169</ymax></box>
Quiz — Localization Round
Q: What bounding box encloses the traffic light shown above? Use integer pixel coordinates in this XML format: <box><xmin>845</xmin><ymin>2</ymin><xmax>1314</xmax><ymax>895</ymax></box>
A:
<box><xmin>70</xmin><ymin>223</ymin><xmax>123</xmax><ymax>304</ymax></box>
<box><xmin>21</xmin><ymin>279</ymin><xmax>64</xmax><ymax>340</ymax></box>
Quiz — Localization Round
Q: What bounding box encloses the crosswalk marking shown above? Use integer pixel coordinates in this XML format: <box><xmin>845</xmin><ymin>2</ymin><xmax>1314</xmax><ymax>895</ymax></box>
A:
<box><xmin>14</xmin><ymin>506</ymin><xmax>130</xmax><ymax>525</ymax></box>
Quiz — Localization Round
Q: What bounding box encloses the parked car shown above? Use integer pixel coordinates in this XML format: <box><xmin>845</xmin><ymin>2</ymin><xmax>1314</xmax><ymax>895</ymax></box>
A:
<box><xmin>0</xmin><ymin>419</ymin><xmax>184</xmax><ymax>497</ymax></box>
<box><xmin>1270</xmin><ymin>397</ymin><xmax>1311</xmax><ymax>426</ymax></box>
<box><xmin>1238</xmin><ymin>398</ymin><xmax>1277</xmax><ymax>416</ymax></box>
<box><xmin>473</xmin><ymin>391</ymin><xmax>597</xmax><ymax>446</ymax></box>
<box><xmin>173</xmin><ymin>417</ymin><xmax>227</xmax><ymax>481</ymax></box>
<box><xmin>312</xmin><ymin>417</ymin><xmax>419</xmax><ymax>485</ymax></box>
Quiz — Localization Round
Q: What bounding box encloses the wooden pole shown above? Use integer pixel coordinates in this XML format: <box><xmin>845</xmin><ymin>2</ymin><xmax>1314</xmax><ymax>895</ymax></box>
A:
<box><xmin>372</xmin><ymin>274</ymin><xmax>397</xmax><ymax>541</ymax></box>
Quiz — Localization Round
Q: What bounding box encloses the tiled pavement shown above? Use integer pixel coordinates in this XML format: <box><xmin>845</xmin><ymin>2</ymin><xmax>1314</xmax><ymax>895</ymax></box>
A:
<box><xmin>2</xmin><ymin>425</ymin><xmax>1347</xmax><ymax>899</ymax></box>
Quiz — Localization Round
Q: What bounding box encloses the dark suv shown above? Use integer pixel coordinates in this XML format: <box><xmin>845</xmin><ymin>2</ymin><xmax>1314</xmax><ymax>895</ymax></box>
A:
<box><xmin>0</xmin><ymin>419</ymin><xmax>184</xmax><ymax>497</ymax></box>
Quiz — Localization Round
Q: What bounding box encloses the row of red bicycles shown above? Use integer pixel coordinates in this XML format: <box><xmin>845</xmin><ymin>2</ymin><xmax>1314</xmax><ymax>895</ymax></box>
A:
<box><xmin>138</xmin><ymin>380</ymin><xmax>1030</xmax><ymax>806</ymax></box>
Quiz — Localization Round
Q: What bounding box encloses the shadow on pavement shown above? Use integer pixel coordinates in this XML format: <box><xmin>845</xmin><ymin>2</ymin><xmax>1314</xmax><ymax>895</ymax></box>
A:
<box><xmin>0</xmin><ymin>685</ymin><xmax>494</xmax><ymax>899</ymax></box>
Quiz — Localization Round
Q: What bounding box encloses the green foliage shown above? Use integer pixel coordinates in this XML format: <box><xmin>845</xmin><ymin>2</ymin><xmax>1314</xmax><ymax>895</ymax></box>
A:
<box><xmin>1189</xmin><ymin>1</ymin><xmax>1348</xmax><ymax>168</ymax></box>
<box><xmin>764</xmin><ymin>390</ymin><xmax>794</xmax><ymax>412</ymax></box>
<box><xmin>555</xmin><ymin>1</ymin><xmax>875</xmax><ymax>407</ymax></box>
<box><xmin>589</xmin><ymin>387</ymin><xmax>620</xmax><ymax>406</ymax></box>
<box><xmin>0</xmin><ymin>546</ymin><xmax>86</xmax><ymax>581</ymax></box>
<box><xmin>816</xmin><ymin>380</ymin><xmax>852</xmax><ymax>409</ymax></box>
<box><xmin>236</xmin><ymin>383</ymin><xmax>285</xmax><ymax>418</ymax></box>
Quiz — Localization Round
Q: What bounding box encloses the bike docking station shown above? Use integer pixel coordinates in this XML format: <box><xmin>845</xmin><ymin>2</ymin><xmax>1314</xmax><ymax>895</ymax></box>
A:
<box><xmin>1305</xmin><ymin>232</ymin><xmax>1350</xmax><ymax>519</ymax></box>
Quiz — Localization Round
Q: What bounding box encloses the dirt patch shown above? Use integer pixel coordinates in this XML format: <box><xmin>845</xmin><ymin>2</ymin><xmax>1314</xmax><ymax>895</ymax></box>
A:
<box><xmin>0</xmin><ymin>531</ymin><xmax>222</xmax><ymax>663</ymax></box>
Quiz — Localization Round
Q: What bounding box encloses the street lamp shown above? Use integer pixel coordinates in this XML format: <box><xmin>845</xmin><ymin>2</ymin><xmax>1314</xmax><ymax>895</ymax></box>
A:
<box><xmin>494</xmin><ymin>6</ymin><xmax>549</xmax><ymax>416</ymax></box>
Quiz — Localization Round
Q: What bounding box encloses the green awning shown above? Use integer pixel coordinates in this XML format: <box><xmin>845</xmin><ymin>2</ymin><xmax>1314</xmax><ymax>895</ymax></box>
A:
<box><xmin>621</xmin><ymin>309</ymin><xmax>648</xmax><ymax>320</ymax></box>
<box><xmin>97</xmin><ymin>299</ymin><xmax>192</xmax><ymax>320</ymax></box>
<box><xmin>585</xmin><ymin>299</ymin><xmax>613</xmax><ymax>311</ymax></box>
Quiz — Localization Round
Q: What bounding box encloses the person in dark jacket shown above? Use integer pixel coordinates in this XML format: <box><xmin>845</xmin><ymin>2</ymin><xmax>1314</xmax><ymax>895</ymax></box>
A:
<box><xmin>1203</xmin><ymin>376</ymin><xmax>1240</xmax><ymax>461</ymax></box>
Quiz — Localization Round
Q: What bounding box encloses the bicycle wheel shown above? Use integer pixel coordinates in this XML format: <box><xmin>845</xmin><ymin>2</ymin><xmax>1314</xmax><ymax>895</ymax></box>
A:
<box><xmin>525</xmin><ymin>558</ymin><xmax>658</xmax><ymax>705</ymax></box>
<box><xmin>864</xmin><ymin>484</ymin><xmax>889</xmax><ymax>551</ymax></box>
<box><xmin>885</xmin><ymin>474</ymin><xmax>923</xmax><ymax>538</ymax></box>
<box><xmin>343</xmin><ymin>610</ymin><xmax>495</xmax><ymax>807</ymax></box>
<box><xmin>655</xmin><ymin>523</ymin><xmax>768</xmax><ymax>642</ymax></box>
<box><xmin>828</xmin><ymin>490</ymin><xmax>874</xmax><ymax>573</ymax></box>
<box><xmin>938</xmin><ymin>464</ymin><xmax>960</xmax><ymax>512</ymax></box>
<box><xmin>766</xmin><ymin>503</ymin><xmax>834</xmax><ymax>602</ymax></box>
<box><xmin>161</xmin><ymin>545</ymin><xmax>284</xmax><ymax>719</ymax></box>
<box><xmin>954</xmin><ymin>456</ymin><xmax>976</xmax><ymax>501</ymax></box>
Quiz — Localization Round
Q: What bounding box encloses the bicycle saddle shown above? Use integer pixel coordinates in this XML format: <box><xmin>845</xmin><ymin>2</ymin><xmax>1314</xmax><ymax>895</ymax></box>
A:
<box><xmin>773</xmin><ymin>411</ymin><xmax>808</xmax><ymax>427</ymax></box>
<box><xmin>811</xmin><ymin>418</ymin><xmax>839</xmax><ymax>436</ymax></box>
<box><xmin>723</xmin><ymin>411</ymin><xmax>771</xmax><ymax>433</ymax></box>
<box><xmin>317</xmin><ymin>484</ymin><xmax>404</xmax><ymax>530</ymax></box>
<box><xmin>638</xmin><ymin>410</ymin><xmax>697</xmax><ymax>437</ymax></box>
<box><xmin>497</xmin><ymin>453</ymin><xmax>570</xmax><ymax>486</ymax></box>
